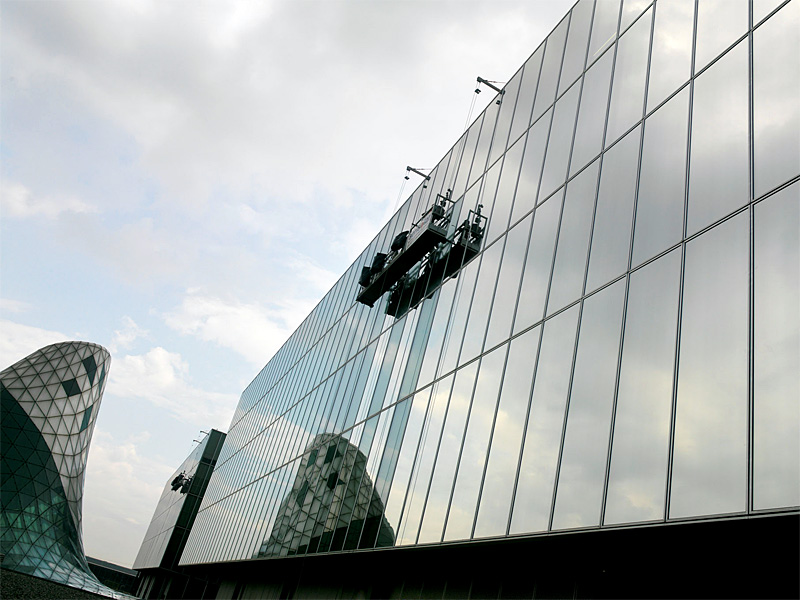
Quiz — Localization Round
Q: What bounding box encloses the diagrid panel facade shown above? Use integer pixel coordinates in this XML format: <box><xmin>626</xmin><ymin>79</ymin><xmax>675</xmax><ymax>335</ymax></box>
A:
<box><xmin>181</xmin><ymin>0</ymin><xmax>799</xmax><ymax>585</ymax></box>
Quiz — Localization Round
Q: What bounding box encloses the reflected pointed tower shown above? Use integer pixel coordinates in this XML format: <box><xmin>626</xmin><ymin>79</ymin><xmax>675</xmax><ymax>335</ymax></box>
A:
<box><xmin>0</xmin><ymin>341</ymin><xmax>124</xmax><ymax>597</ymax></box>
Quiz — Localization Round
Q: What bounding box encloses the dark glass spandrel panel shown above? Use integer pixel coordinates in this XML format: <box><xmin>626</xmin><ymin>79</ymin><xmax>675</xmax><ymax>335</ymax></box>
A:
<box><xmin>485</xmin><ymin>215</ymin><xmax>532</xmax><ymax>351</ymax></box>
<box><xmin>670</xmin><ymin>212</ymin><xmax>748</xmax><ymax>519</ymax></box>
<box><xmin>694</xmin><ymin>0</ymin><xmax>748</xmax><ymax>73</ymax></box>
<box><xmin>510</xmin><ymin>305</ymin><xmax>580</xmax><ymax>534</ymax></box>
<box><xmin>632</xmin><ymin>86</ymin><xmax>689</xmax><ymax>266</ymax></box>
<box><xmin>417</xmin><ymin>280</ymin><xmax>457</xmax><ymax>390</ymax></box>
<box><xmin>570</xmin><ymin>47</ymin><xmax>614</xmax><ymax>176</ymax></box>
<box><xmin>382</xmin><ymin>388</ymin><xmax>433</xmax><ymax>541</ymax></box>
<box><xmin>605</xmin><ymin>7</ymin><xmax>652</xmax><ymax>145</ymax></box>
<box><xmin>532</xmin><ymin>16</ymin><xmax>570</xmax><ymax>123</ymax></box>
<box><xmin>509</xmin><ymin>47</ymin><xmax>544</xmax><ymax>146</ymax></box>
<box><xmin>488</xmin><ymin>69</ymin><xmax>523</xmax><ymax>167</ymax></box>
<box><xmin>513</xmin><ymin>192</ymin><xmax>561</xmax><ymax>335</ymax></box>
<box><xmin>687</xmin><ymin>40</ymin><xmax>749</xmax><ymax>235</ymax></box>
<box><xmin>754</xmin><ymin>0</ymin><xmax>785</xmax><ymax>24</ymax></box>
<box><xmin>546</xmin><ymin>160</ymin><xmax>599</xmax><ymax>314</ymax></box>
<box><xmin>459</xmin><ymin>239</ymin><xmax>504</xmax><ymax>365</ymax></box>
<box><xmin>559</xmin><ymin>0</ymin><xmax>595</xmax><ymax>96</ymax></box>
<box><xmin>485</xmin><ymin>136</ymin><xmax>526</xmax><ymax>244</ymax></box>
<box><xmin>417</xmin><ymin>362</ymin><xmax>479</xmax><ymax>544</ymax></box>
<box><xmin>552</xmin><ymin>279</ymin><xmax>625</xmax><ymax>529</ymax></box>
<box><xmin>586</xmin><ymin>125</ymin><xmax>640</xmax><ymax>292</ymax></box>
<box><xmin>438</xmin><ymin>258</ymin><xmax>480</xmax><ymax>376</ymax></box>
<box><xmin>396</xmin><ymin>374</ymin><xmax>453</xmax><ymax>545</ymax></box>
<box><xmin>473</xmin><ymin>325</ymin><xmax>541</xmax><ymax>538</ymax></box>
<box><xmin>605</xmin><ymin>249</ymin><xmax>681</xmax><ymax>525</ymax></box>
<box><xmin>510</xmin><ymin>109</ymin><xmax>552</xmax><ymax>225</ymax></box>
<box><xmin>589</xmin><ymin>0</ymin><xmax>621</xmax><ymax>63</ymax></box>
<box><xmin>538</xmin><ymin>82</ymin><xmax>582</xmax><ymax>201</ymax></box>
<box><xmin>754</xmin><ymin>0</ymin><xmax>800</xmax><ymax>197</ymax></box>
<box><xmin>620</xmin><ymin>0</ymin><xmax>651</xmax><ymax>32</ymax></box>
<box><xmin>470</xmin><ymin>100</ymin><xmax>501</xmax><ymax>189</ymax></box>
<box><xmin>443</xmin><ymin>345</ymin><xmax>508</xmax><ymax>541</ymax></box>
<box><xmin>754</xmin><ymin>184</ymin><xmax>800</xmax><ymax>510</ymax></box>
<box><xmin>646</xmin><ymin>0</ymin><xmax>693</xmax><ymax>112</ymax></box>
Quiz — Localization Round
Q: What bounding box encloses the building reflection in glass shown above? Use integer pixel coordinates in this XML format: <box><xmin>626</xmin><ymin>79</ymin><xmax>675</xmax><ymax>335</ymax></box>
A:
<box><xmin>255</xmin><ymin>433</ymin><xmax>394</xmax><ymax>558</ymax></box>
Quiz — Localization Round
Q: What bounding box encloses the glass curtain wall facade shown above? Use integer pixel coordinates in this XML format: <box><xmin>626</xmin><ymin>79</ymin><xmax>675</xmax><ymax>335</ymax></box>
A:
<box><xmin>182</xmin><ymin>0</ymin><xmax>799</xmax><ymax>567</ymax></box>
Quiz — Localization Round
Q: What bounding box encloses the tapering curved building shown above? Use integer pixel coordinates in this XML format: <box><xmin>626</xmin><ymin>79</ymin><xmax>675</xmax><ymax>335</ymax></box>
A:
<box><xmin>1</xmin><ymin>341</ymin><xmax>127</xmax><ymax>598</ymax></box>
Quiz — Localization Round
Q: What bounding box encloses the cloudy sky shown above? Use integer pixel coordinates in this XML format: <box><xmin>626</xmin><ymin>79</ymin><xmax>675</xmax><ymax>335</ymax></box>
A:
<box><xmin>1</xmin><ymin>0</ymin><xmax>573</xmax><ymax>567</ymax></box>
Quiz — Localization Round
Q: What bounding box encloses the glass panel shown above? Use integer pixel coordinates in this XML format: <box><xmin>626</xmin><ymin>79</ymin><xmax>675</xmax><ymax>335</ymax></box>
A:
<box><xmin>589</xmin><ymin>0</ymin><xmax>621</xmax><ymax>62</ymax></box>
<box><xmin>485</xmin><ymin>136</ymin><xmax>526</xmax><ymax>244</ymax></box>
<box><xmin>539</xmin><ymin>82</ymin><xmax>582</xmax><ymax>202</ymax></box>
<box><xmin>485</xmin><ymin>216</ymin><xmax>532</xmax><ymax>351</ymax></box>
<box><xmin>570</xmin><ymin>47</ymin><xmax>614</xmax><ymax>176</ymax></box>
<box><xmin>605</xmin><ymin>7</ymin><xmax>652</xmax><ymax>145</ymax></box>
<box><xmin>753</xmin><ymin>0</ymin><xmax>800</xmax><ymax>197</ymax></box>
<box><xmin>646</xmin><ymin>0</ymin><xmax>693</xmax><ymax>112</ymax></box>
<box><xmin>417</xmin><ymin>362</ymin><xmax>479</xmax><ymax>544</ymax></box>
<box><xmin>443</xmin><ymin>345</ymin><xmax>508</xmax><ymax>541</ymax></box>
<box><xmin>509</xmin><ymin>46</ymin><xmax>544</xmax><ymax>146</ymax></box>
<box><xmin>510</xmin><ymin>305</ymin><xmax>580</xmax><ymax>534</ymax></box>
<box><xmin>458</xmin><ymin>239</ymin><xmax>504</xmax><ymax>365</ymax></box>
<box><xmin>513</xmin><ymin>192</ymin><xmax>561</xmax><ymax>335</ymax></box>
<box><xmin>488</xmin><ymin>68</ymin><xmax>523</xmax><ymax>167</ymax></box>
<box><xmin>694</xmin><ymin>0</ymin><xmax>748</xmax><ymax>72</ymax></box>
<box><xmin>395</xmin><ymin>374</ymin><xmax>453</xmax><ymax>545</ymax></box>
<box><xmin>552</xmin><ymin>279</ymin><xmax>625</xmax><ymax>529</ymax></box>
<box><xmin>546</xmin><ymin>160</ymin><xmax>599</xmax><ymax>314</ymax></box>
<box><xmin>605</xmin><ymin>249</ymin><xmax>681</xmax><ymax>525</ymax></box>
<box><xmin>532</xmin><ymin>16</ymin><xmax>569</xmax><ymax>123</ymax></box>
<box><xmin>510</xmin><ymin>109</ymin><xmax>552</xmax><ymax>225</ymax></box>
<box><xmin>559</xmin><ymin>0</ymin><xmax>595</xmax><ymax>96</ymax></box>
<box><xmin>632</xmin><ymin>87</ymin><xmax>689</xmax><ymax>266</ymax></box>
<box><xmin>670</xmin><ymin>212</ymin><xmax>748</xmax><ymax>519</ymax></box>
<box><xmin>586</xmin><ymin>125</ymin><xmax>640</xmax><ymax>291</ymax></box>
<box><xmin>473</xmin><ymin>326</ymin><xmax>541</xmax><ymax>538</ymax></box>
<box><xmin>754</xmin><ymin>184</ymin><xmax>800</xmax><ymax>510</ymax></box>
<box><xmin>687</xmin><ymin>40</ymin><xmax>749</xmax><ymax>235</ymax></box>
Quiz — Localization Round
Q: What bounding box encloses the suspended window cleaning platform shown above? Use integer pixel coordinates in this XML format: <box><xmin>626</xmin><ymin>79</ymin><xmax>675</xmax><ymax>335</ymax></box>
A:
<box><xmin>356</xmin><ymin>192</ymin><xmax>486</xmax><ymax>319</ymax></box>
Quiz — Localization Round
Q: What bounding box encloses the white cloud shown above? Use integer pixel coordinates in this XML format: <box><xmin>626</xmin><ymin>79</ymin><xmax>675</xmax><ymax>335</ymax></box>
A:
<box><xmin>109</xmin><ymin>315</ymin><xmax>149</xmax><ymax>353</ymax></box>
<box><xmin>0</xmin><ymin>319</ymin><xmax>68</xmax><ymax>370</ymax></box>
<box><xmin>1</xmin><ymin>181</ymin><xmax>96</xmax><ymax>219</ymax></box>
<box><xmin>82</xmin><ymin>429</ymin><xmax>175</xmax><ymax>568</ymax></box>
<box><xmin>109</xmin><ymin>346</ymin><xmax>238</xmax><ymax>429</ymax></box>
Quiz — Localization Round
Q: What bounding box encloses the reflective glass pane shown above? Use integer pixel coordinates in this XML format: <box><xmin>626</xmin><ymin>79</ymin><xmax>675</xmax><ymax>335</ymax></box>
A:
<box><xmin>646</xmin><ymin>0</ymin><xmax>694</xmax><ymax>111</ymax></box>
<box><xmin>547</xmin><ymin>160</ymin><xmax>599</xmax><ymax>314</ymax></box>
<box><xmin>687</xmin><ymin>40</ymin><xmax>749</xmax><ymax>235</ymax></box>
<box><xmin>552</xmin><ymin>279</ymin><xmax>625</xmax><ymax>529</ymax></box>
<box><xmin>539</xmin><ymin>82</ymin><xmax>581</xmax><ymax>201</ymax></box>
<box><xmin>605</xmin><ymin>249</ymin><xmax>681</xmax><ymax>525</ymax></box>
<box><xmin>458</xmin><ymin>240</ymin><xmax>503</xmax><ymax>366</ymax></box>
<box><xmin>670</xmin><ymin>212</ymin><xmax>748</xmax><ymax>518</ymax></box>
<box><xmin>474</xmin><ymin>326</ymin><xmax>541</xmax><ymax>538</ymax></box>
<box><xmin>586</xmin><ymin>125</ymin><xmax>640</xmax><ymax>291</ymax></box>
<box><xmin>754</xmin><ymin>184</ymin><xmax>800</xmax><ymax>510</ymax></box>
<box><xmin>510</xmin><ymin>109</ymin><xmax>552</xmax><ymax>225</ymax></box>
<box><xmin>417</xmin><ymin>362</ymin><xmax>479</xmax><ymax>543</ymax></box>
<box><xmin>606</xmin><ymin>7</ymin><xmax>652</xmax><ymax>145</ymax></box>
<box><xmin>509</xmin><ymin>47</ymin><xmax>544</xmax><ymax>146</ymax></box>
<box><xmin>753</xmin><ymin>1</ymin><xmax>800</xmax><ymax>197</ymax></box>
<box><xmin>510</xmin><ymin>305</ymin><xmax>580</xmax><ymax>534</ymax></box>
<box><xmin>694</xmin><ymin>0</ymin><xmax>747</xmax><ymax>72</ymax></box>
<box><xmin>532</xmin><ymin>16</ymin><xmax>569</xmax><ymax>123</ymax></box>
<box><xmin>513</xmin><ymin>192</ymin><xmax>561</xmax><ymax>335</ymax></box>
<box><xmin>443</xmin><ymin>346</ymin><xmax>508</xmax><ymax>541</ymax></box>
<box><xmin>589</xmin><ymin>0</ymin><xmax>621</xmax><ymax>62</ymax></box>
<box><xmin>632</xmin><ymin>86</ymin><xmax>689</xmax><ymax>265</ymax></box>
<box><xmin>559</xmin><ymin>0</ymin><xmax>595</xmax><ymax>96</ymax></box>
<box><xmin>570</xmin><ymin>47</ymin><xmax>614</xmax><ymax>177</ymax></box>
<box><xmin>485</xmin><ymin>216</ymin><xmax>532</xmax><ymax>351</ymax></box>
<box><xmin>485</xmin><ymin>136</ymin><xmax>526</xmax><ymax>244</ymax></box>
